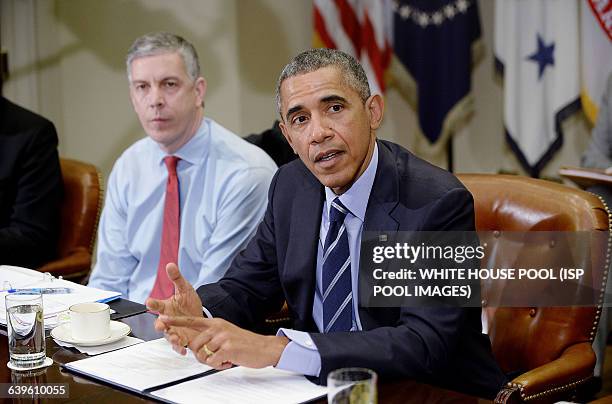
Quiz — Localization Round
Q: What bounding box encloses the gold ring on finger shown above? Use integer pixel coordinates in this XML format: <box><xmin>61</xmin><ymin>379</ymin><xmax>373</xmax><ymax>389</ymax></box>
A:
<box><xmin>203</xmin><ymin>344</ymin><xmax>214</xmax><ymax>356</ymax></box>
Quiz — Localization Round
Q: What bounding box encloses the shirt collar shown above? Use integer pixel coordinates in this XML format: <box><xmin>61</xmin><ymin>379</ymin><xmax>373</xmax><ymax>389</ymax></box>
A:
<box><xmin>324</xmin><ymin>142</ymin><xmax>378</xmax><ymax>222</ymax></box>
<box><xmin>154</xmin><ymin>117</ymin><xmax>210</xmax><ymax>166</ymax></box>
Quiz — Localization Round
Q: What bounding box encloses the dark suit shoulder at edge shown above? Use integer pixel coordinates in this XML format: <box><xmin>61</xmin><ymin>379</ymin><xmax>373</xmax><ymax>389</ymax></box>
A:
<box><xmin>378</xmin><ymin>139</ymin><xmax>468</xmax><ymax>195</ymax></box>
<box><xmin>0</xmin><ymin>97</ymin><xmax>57</xmax><ymax>137</ymax></box>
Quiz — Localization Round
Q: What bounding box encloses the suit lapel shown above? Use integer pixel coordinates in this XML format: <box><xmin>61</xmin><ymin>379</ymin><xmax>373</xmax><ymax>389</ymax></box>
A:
<box><xmin>364</xmin><ymin>141</ymin><xmax>400</xmax><ymax>233</ymax></box>
<box><xmin>360</xmin><ymin>141</ymin><xmax>401</xmax><ymax>329</ymax></box>
<box><xmin>285</xmin><ymin>166</ymin><xmax>323</xmax><ymax>330</ymax></box>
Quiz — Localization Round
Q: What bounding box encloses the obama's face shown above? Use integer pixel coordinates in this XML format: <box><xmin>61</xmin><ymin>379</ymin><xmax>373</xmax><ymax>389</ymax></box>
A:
<box><xmin>279</xmin><ymin>66</ymin><xmax>383</xmax><ymax>195</ymax></box>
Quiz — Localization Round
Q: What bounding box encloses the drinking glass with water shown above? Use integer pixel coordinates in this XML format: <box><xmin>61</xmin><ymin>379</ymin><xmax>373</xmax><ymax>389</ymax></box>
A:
<box><xmin>328</xmin><ymin>368</ymin><xmax>377</xmax><ymax>404</ymax></box>
<box><xmin>5</xmin><ymin>292</ymin><xmax>46</xmax><ymax>369</ymax></box>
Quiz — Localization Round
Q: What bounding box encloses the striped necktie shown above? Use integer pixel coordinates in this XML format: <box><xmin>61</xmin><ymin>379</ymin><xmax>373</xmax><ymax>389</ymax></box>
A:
<box><xmin>322</xmin><ymin>198</ymin><xmax>353</xmax><ymax>332</ymax></box>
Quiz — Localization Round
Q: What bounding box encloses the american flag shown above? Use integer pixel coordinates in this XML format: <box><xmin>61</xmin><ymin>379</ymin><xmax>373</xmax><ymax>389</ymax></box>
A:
<box><xmin>313</xmin><ymin>0</ymin><xmax>482</xmax><ymax>152</ymax></box>
<box><xmin>313</xmin><ymin>0</ymin><xmax>394</xmax><ymax>96</ymax></box>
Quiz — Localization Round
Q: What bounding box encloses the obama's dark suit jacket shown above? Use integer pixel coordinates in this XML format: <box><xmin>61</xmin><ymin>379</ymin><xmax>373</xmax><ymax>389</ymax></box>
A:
<box><xmin>198</xmin><ymin>139</ymin><xmax>506</xmax><ymax>398</ymax></box>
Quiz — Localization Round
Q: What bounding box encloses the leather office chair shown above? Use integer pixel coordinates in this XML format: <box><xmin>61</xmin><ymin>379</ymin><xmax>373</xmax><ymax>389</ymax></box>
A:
<box><xmin>458</xmin><ymin>174</ymin><xmax>610</xmax><ymax>403</ymax></box>
<box><xmin>38</xmin><ymin>158</ymin><xmax>103</xmax><ymax>282</ymax></box>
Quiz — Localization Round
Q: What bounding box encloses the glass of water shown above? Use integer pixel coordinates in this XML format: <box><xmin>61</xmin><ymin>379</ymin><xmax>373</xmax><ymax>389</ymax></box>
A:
<box><xmin>328</xmin><ymin>368</ymin><xmax>377</xmax><ymax>404</ymax></box>
<box><xmin>5</xmin><ymin>292</ymin><xmax>46</xmax><ymax>369</ymax></box>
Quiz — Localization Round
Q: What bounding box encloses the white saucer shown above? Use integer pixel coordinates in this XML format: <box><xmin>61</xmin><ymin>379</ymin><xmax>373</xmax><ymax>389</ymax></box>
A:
<box><xmin>51</xmin><ymin>321</ymin><xmax>131</xmax><ymax>346</ymax></box>
<box><xmin>7</xmin><ymin>357</ymin><xmax>53</xmax><ymax>371</ymax></box>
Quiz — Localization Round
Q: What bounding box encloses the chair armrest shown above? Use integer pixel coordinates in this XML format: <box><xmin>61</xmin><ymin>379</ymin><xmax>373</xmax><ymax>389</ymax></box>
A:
<box><xmin>495</xmin><ymin>342</ymin><xmax>596</xmax><ymax>403</ymax></box>
<box><xmin>265</xmin><ymin>302</ymin><xmax>291</xmax><ymax>324</ymax></box>
<box><xmin>258</xmin><ymin>302</ymin><xmax>292</xmax><ymax>334</ymax></box>
<box><xmin>38</xmin><ymin>247</ymin><xmax>92</xmax><ymax>280</ymax></box>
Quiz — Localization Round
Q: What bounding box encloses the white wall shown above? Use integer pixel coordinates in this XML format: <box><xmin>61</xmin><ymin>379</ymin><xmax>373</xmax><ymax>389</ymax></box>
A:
<box><xmin>1</xmin><ymin>0</ymin><xmax>590</xmax><ymax>183</ymax></box>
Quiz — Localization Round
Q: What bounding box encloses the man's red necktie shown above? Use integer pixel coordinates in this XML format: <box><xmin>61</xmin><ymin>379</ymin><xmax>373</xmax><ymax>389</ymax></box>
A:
<box><xmin>149</xmin><ymin>156</ymin><xmax>180</xmax><ymax>300</ymax></box>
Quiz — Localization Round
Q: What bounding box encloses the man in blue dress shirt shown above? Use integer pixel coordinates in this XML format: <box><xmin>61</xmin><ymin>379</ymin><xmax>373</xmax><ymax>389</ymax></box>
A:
<box><xmin>88</xmin><ymin>32</ymin><xmax>277</xmax><ymax>304</ymax></box>
<box><xmin>147</xmin><ymin>48</ymin><xmax>505</xmax><ymax>398</ymax></box>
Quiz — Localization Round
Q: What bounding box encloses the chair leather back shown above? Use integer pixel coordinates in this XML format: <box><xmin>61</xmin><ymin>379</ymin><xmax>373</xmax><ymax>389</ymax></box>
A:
<box><xmin>457</xmin><ymin>174</ymin><xmax>610</xmax><ymax>374</ymax></box>
<box><xmin>39</xmin><ymin>158</ymin><xmax>102</xmax><ymax>277</ymax></box>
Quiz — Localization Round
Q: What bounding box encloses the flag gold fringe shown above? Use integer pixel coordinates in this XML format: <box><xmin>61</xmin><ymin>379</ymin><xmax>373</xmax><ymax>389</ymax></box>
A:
<box><xmin>581</xmin><ymin>88</ymin><xmax>598</xmax><ymax>127</ymax></box>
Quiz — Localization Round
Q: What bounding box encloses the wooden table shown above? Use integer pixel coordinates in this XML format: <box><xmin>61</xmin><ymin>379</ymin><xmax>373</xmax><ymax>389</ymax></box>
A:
<box><xmin>0</xmin><ymin>301</ymin><xmax>489</xmax><ymax>403</ymax></box>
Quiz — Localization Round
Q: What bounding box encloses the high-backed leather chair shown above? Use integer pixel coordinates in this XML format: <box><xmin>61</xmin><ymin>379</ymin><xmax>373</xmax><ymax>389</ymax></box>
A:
<box><xmin>458</xmin><ymin>174</ymin><xmax>610</xmax><ymax>403</ymax></box>
<box><xmin>38</xmin><ymin>158</ymin><xmax>102</xmax><ymax>282</ymax></box>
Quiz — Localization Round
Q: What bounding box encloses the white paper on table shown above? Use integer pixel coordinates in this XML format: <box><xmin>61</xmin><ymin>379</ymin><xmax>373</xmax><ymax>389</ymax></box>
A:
<box><xmin>151</xmin><ymin>366</ymin><xmax>327</xmax><ymax>404</ymax></box>
<box><xmin>0</xmin><ymin>265</ymin><xmax>120</xmax><ymax>328</ymax></box>
<box><xmin>54</xmin><ymin>336</ymin><xmax>144</xmax><ymax>355</ymax></box>
<box><xmin>64</xmin><ymin>338</ymin><xmax>212</xmax><ymax>391</ymax></box>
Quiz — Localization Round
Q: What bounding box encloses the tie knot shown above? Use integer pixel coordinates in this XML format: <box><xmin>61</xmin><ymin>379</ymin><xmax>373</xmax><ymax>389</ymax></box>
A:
<box><xmin>330</xmin><ymin>198</ymin><xmax>349</xmax><ymax>223</ymax></box>
<box><xmin>164</xmin><ymin>156</ymin><xmax>180</xmax><ymax>174</ymax></box>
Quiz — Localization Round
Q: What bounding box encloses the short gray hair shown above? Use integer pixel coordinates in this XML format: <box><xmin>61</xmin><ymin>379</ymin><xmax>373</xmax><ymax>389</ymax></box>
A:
<box><xmin>275</xmin><ymin>48</ymin><xmax>371</xmax><ymax>116</ymax></box>
<box><xmin>126</xmin><ymin>32</ymin><xmax>200</xmax><ymax>83</ymax></box>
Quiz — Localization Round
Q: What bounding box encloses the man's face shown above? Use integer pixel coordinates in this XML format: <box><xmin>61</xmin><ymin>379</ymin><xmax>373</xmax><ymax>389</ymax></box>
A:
<box><xmin>279</xmin><ymin>66</ymin><xmax>383</xmax><ymax>195</ymax></box>
<box><xmin>129</xmin><ymin>52</ymin><xmax>206</xmax><ymax>153</ymax></box>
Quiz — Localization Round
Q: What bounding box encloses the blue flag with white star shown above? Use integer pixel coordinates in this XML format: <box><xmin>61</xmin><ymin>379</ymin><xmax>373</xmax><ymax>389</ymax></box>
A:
<box><xmin>494</xmin><ymin>0</ymin><xmax>580</xmax><ymax>177</ymax></box>
<box><xmin>390</xmin><ymin>0</ymin><xmax>483</xmax><ymax>152</ymax></box>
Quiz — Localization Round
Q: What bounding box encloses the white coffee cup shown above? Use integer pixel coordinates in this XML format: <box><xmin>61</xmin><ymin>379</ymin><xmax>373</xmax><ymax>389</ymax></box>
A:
<box><xmin>69</xmin><ymin>302</ymin><xmax>110</xmax><ymax>342</ymax></box>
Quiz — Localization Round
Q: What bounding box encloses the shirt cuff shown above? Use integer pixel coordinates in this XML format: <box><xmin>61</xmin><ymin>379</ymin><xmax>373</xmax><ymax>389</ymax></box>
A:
<box><xmin>202</xmin><ymin>306</ymin><xmax>213</xmax><ymax>318</ymax></box>
<box><xmin>275</xmin><ymin>328</ymin><xmax>321</xmax><ymax>377</ymax></box>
